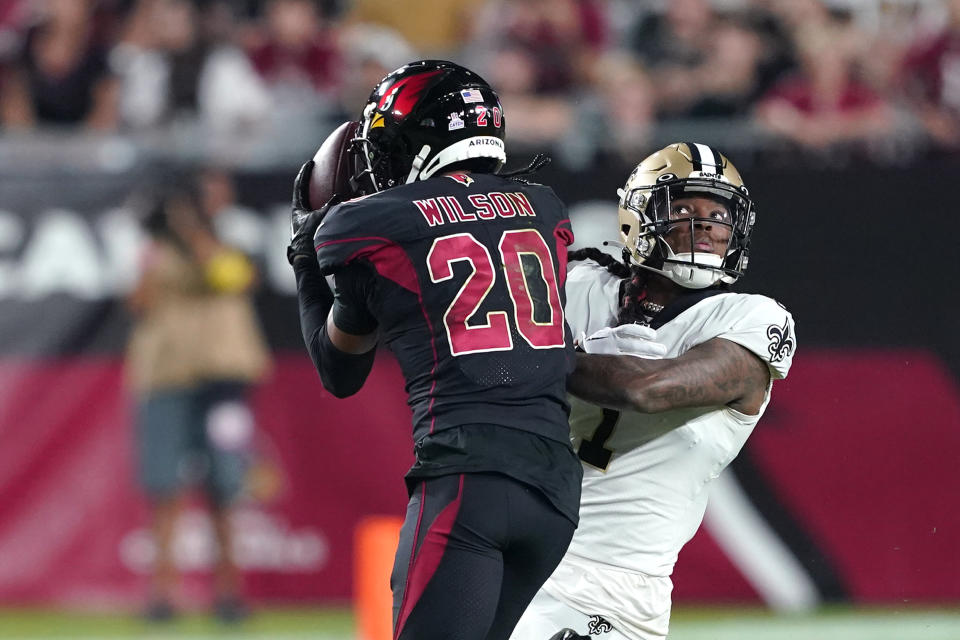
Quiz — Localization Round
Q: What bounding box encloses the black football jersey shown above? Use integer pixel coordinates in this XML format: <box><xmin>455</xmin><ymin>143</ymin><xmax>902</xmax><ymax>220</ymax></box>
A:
<box><xmin>314</xmin><ymin>172</ymin><xmax>576</xmax><ymax>447</ymax></box>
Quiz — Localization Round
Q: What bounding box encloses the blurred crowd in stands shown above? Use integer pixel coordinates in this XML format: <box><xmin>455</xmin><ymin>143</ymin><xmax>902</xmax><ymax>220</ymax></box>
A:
<box><xmin>1</xmin><ymin>0</ymin><xmax>959</xmax><ymax>168</ymax></box>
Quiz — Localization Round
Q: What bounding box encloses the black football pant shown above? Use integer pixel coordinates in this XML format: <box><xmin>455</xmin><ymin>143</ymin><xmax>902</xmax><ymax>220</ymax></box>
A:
<box><xmin>391</xmin><ymin>472</ymin><xmax>576</xmax><ymax>640</ymax></box>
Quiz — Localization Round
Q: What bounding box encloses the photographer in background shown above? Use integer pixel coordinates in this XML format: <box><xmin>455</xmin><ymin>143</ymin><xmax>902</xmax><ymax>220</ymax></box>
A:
<box><xmin>125</xmin><ymin>171</ymin><xmax>271</xmax><ymax>623</ymax></box>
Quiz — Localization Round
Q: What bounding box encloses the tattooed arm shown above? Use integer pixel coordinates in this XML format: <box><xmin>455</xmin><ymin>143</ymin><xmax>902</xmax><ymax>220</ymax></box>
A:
<box><xmin>568</xmin><ymin>337</ymin><xmax>771</xmax><ymax>415</ymax></box>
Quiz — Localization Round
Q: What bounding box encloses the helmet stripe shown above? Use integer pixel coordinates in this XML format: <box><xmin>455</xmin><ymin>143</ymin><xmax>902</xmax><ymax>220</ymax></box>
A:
<box><xmin>693</xmin><ymin>143</ymin><xmax>722</xmax><ymax>175</ymax></box>
<box><xmin>684</xmin><ymin>141</ymin><xmax>703</xmax><ymax>171</ymax></box>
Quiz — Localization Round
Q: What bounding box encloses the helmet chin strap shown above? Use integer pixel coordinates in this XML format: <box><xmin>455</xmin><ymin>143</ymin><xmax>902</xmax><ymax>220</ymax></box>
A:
<box><xmin>606</xmin><ymin>238</ymin><xmax>736</xmax><ymax>289</ymax></box>
<box><xmin>663</xmin><ymin>253</ymin><xmax>725</xmax><ymax>289</ymax></box>
<box><xmin>635</xmin><ymin>245</ymin><xmax>726</xmax><ymax>289</ymax></box>
<box><xmin>405</xmin><ymin>145</ymin><xmax>433</xmax><ymax>184</ymax></box>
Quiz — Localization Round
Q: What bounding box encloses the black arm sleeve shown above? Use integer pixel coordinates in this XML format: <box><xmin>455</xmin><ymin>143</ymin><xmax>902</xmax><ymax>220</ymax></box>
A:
<box><xmin>294</xmin><ymin>260</ymin><xmax>376</xmax><ymax>398</ymax></box>
<box><xmin>331</xmin><ymin>263</ymin><xmax>379</xmax><ymax>335</ymax></box>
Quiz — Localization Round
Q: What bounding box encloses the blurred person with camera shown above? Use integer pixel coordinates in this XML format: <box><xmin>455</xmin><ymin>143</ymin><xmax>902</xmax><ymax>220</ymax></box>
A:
<box><xmin>125</xmin><ymin>171</ymin><xmax>271</xmax><ymax>623</ymax></box>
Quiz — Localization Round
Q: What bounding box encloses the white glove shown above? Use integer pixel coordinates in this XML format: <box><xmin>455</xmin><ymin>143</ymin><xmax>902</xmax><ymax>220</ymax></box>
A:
<box><xmin>580</xmin><ymin>324</ymin><xmax>668</xmax><ymax>359</ymax></box>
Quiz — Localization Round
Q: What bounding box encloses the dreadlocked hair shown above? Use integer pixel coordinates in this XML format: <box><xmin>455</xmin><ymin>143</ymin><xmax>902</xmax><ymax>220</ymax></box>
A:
<box><xmin>567</xmin><ymin>247</ymin><xmax>651</xmax><ymax>324</ymax></box>
<box><xmin>618</xmin><ymin>268</ymin><xmax>654</xmax><ymax>325</ymax></box>
<box><xmin>568</xmin><ymin>247</ymin><xmax>630</xmax><ymax>277</ymax></box>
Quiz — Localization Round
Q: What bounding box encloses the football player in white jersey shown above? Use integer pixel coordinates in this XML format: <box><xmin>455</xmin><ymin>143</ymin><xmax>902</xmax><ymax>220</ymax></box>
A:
<box><xmin>512</xmin><ymin>142</ymin><xmax>797</xmax><ymax>640</ymax></box>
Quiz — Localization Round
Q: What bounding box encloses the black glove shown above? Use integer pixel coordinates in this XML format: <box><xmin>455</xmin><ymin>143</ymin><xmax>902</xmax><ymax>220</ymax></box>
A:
<box><xmin>287</xmin><ymin>160</ymin><xmax>340</xmax><ymax>267</ymax></box>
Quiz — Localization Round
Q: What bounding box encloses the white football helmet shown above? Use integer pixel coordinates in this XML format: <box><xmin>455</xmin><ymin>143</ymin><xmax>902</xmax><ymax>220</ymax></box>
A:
<box><xmin>617</xmin><ymin>142</ymin><xmax>755</xmax><ymax>289</ymax></box>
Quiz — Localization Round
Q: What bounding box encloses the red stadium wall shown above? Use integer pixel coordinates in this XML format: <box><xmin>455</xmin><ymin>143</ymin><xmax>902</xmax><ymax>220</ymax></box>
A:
<box><xmin>0</xmin><ymin>350</ymin><xmax>957</xmax><ymax>607</ymax></box>
<box><xmin>672</xmin><ymin>349</ymin><xmax>960</xmax><ymax>604</ymax></box>
<box><xmin>0</xmin><ymin>355</ymin><xmax>412</xmax><ymax>607</ymax></box>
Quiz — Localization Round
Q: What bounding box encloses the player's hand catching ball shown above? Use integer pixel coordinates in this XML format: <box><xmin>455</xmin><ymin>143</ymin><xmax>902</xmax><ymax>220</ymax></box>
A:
<box><xmin>581</xmin><ymin>324</ymin><xmax>667</xmax><ymax>359</ymax></box>
<box><xmin>287</xmin><ymin>120</ymin><xmax>359</xmax><ymax>267</ymax></box>
<box><xmin>287</xmin><ymin>160</ymin><xmax>339</xmax><ymax>267</ymax></box>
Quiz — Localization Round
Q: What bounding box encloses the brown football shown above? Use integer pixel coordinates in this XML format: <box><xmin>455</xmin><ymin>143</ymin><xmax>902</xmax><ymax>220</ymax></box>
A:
<box><xmin>308</xmin><ymin>120</ymin><xmax>360</xmax><ymax>208</ymax></box>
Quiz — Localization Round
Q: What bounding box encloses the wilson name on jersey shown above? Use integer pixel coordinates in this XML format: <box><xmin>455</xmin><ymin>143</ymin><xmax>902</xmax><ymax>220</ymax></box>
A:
<box><xmin>313</xmin><ymin>173</ymin><xmax>576</xmax><ymax>445</ymax></box>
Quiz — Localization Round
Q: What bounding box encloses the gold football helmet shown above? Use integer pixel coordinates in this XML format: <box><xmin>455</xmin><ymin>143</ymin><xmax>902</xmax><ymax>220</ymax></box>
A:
<box><xmin>617</xmin><ymin>142</ymin><xmax>755</xmax><ymax>289</ymax></box>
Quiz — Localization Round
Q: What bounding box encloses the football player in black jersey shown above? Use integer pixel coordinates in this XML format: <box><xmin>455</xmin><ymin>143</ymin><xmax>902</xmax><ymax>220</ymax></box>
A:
<box><xmin>287</xmin><ymin>60</ymin><xmax>582</xmax><ymax>640</ymax></box>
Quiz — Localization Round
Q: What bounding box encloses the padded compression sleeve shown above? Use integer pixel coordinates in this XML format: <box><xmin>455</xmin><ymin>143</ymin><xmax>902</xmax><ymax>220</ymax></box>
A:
<box><xmin>294</xmin><ymin>260</ymin><xmax>375</xmax><ymax>398</ymax></box>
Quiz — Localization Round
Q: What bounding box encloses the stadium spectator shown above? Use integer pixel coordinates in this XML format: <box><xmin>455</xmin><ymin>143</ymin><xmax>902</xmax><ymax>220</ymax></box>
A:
<box><xmin>463</xmin><ymin>0</ymin><xmax>607</xmax><ymax>148</ymax></box>
<box><xmin>334</xmin><ymin>21</ymin><xmax>415</xmax><ymax>117</ymax></box>
<box><xmin>0</xmin><ymin>0</ymin><xmax>947</xmax><ymax>165</ymax></box>
<box><xmin>481</xmin><ymin>44</ymin><xmax>574</xmax><ymax>147</ymax></box>
<box><xmin>737</xmin><ymin>1</ymin><xmax>801</xmax><ymax>103</ymax></box>
<box><xmin>899</xmin><ymin>0</ymin><xmax>960</xmax><ymax>148</ymax></box>
<box><xmin>111</xmin><ymin>0</ymin><xmax>270</xmax><ymax>132</ymax></box>
<box><xmin>629</xmin><ymin>1</ymin><xmax>779</xmax><ymax>121</ymax></box>
<box><xmin>345</xmin><ymin>0</ymin><xmax>475</xmax><ymax>58</ymax></box>
<box><xmin>110</xmin><ymin>0</ymin><xmax>187</xmax><ymax>128</ymax></box>
<box><xmin>763</xmin><ymin>0</ymin><xmax>834</xmax><ymax>33</ymax></box>
<box><xmin>625</xmin><ymin>0</ymin><xmax>715</xmax><ymax>118</ymax></box>
<box><xmin>0</xmin><ymin>0</ymin><xmax>28</xmax><ymax>61</ymax></box>
<box><xmin>0</xmin><ymin>0</ymin><xmax>119</xmax><ymax>129</ymax></box>
<box><xmin>471</xmin><ymin>0</ymin><xmax>606</xmax><ymax>95</ymax></box>
<box><xmin>754</xmin><ymin>20</ymin><xmax>894</xmax><ymax>152</ymax></box>
<box><xmin>245</xmin><ymin>0</ymin><xmax>339</xmax><ymax>95</ymax></box>
<box><xmin>561</xmin><ymin>50</ymin><xmax>654</xmax><ymax>166</ymax></box>
<box><xmin>125</xmin><ymin>171</ymin><xmax>271</xmax><ymax>623</ymax></box>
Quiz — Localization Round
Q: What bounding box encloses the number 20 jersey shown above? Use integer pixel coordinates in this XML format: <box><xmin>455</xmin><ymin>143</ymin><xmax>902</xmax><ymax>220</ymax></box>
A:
<box><xmin>559</xmin><ymin>259</ymin><xmax>797</xmax><ymax>578</ymax></box>
<box><xmin>313</xmin><ymin>172</ymin><xmax>576</xmax><ymax>448</ymax></box>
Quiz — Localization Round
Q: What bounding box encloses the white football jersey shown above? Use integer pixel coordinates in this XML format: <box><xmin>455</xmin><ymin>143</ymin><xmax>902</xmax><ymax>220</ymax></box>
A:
<box><xmin>539</xmin><ymin>259</ymin><xmax>796</xmax><ymax>638</ymax></box>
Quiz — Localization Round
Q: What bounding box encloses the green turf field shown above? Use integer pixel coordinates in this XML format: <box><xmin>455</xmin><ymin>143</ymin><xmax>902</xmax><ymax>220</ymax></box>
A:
<box><xmin>0</xmin><ymin>608</ymin><xmax>352</xmax><ymax>639</ymax></box>
<box><xmin>0</xmin><ymin>606</ymin><xmax>957</xmax><ymax>639</ymax></box>
<box><xmin>667</xmin><ymin>606</ymin><xmax>960</xmax><ymax>640</ymax></box>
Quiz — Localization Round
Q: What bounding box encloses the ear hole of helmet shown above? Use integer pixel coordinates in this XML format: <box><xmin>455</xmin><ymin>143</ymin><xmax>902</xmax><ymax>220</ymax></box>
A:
<box><xmin>390</xmin><ymin>132</ymin><xmax>416</xmax><ymax>185</ymax></box>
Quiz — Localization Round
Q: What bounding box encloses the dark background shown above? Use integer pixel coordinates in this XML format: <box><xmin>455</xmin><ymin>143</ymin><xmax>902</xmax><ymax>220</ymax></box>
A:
<box><xmin>5</xmin><ymin>155</ymin><xmax>954</xmax><ymax>379</ymax></box>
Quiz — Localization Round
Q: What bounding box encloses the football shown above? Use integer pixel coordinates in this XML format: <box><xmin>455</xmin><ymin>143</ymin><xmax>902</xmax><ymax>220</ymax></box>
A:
<box><xmin>308</xmin><ymin>120</ymin><xmax>360</xmax><ymax>208</ymax></box>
